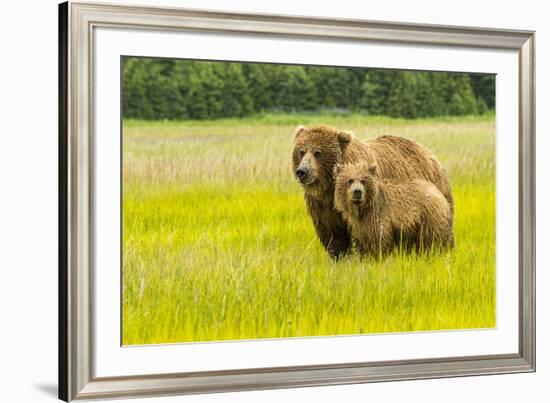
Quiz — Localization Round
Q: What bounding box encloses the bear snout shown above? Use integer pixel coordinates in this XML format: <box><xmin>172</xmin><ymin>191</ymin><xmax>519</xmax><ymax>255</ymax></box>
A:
<box><xmin>296</xmin><ymin>167</ymin><xmax>308</xmax><ymax>181</ymax></box>
<box><xmin>296</xmin><ymin>163</ymin><xmax>315</xmax><ymax>185</ymax></box>
<box><xmin>351</xmin><ymin>185</ymin><xmax>364</xmax><ymax>203</ymax></box>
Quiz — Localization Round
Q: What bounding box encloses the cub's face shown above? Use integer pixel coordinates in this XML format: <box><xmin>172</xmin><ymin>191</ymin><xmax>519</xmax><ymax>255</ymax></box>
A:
<box><xmin>292</xmin><ymin>125</ymin><xmax>352</xmax><ymax>195</ymax></box>
<box><xmin>334</xmin><ymin>163</ymin><xmax>378</xmax><ymax>215</ymax></box>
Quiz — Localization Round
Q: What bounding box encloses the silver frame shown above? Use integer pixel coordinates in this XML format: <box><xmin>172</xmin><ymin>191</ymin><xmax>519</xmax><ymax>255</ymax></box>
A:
<box><xmin>58</xmin><ymin>1</ymin><xmax>536</xmax><ymax>401</ymax></box>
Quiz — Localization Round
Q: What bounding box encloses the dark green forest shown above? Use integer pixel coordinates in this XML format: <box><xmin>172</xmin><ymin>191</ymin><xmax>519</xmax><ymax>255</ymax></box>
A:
<box><xmin>122</xmin><ymin>57</ymin><xmax>495</xmax><ymax>120</ymax></box>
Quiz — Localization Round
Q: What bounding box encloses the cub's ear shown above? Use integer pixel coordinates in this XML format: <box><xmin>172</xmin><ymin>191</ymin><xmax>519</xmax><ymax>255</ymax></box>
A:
<box><xmin>293</xmin><ymin>125</ymin><xmax>306</xmax><ymax>140</ymax></box>
<box><xmin>337</xmin><ymin>130</ymin><xmax>353</xmax><ymax>148</ymax></box>
<box><xmin>368</xmin><ymin>164</ymin><xmax>378</xmax><ymax>176</ymax></box>
<box><xmin>333</xmin><ymin>163</ymin><xmax>343</xmax><ymax>177</ymax></box>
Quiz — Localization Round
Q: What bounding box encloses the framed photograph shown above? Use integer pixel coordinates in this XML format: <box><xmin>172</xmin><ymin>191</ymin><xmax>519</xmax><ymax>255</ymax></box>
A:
<box><xmin>59</xmin><ymin>1</ymin><xmax>535</xmax><ymax>401</ymax></box>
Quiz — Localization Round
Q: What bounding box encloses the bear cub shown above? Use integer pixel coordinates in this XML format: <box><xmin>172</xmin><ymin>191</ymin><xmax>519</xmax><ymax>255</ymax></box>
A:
<box><xmin>334</xmin><ymin>162</ymin><xmax>454</xmax><ymax>256</ymax></box>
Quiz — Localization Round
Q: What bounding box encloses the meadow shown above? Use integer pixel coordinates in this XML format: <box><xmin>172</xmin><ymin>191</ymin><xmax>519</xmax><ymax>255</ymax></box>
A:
<box><xmin>122</xmin><ymin>113</ymin><xmax>496</xmax><ymax>345</ymax></box>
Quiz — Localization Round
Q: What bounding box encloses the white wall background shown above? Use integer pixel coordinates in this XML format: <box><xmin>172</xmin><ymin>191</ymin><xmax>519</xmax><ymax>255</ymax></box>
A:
<box><xmin>0</xmin><ymin>0</ymin><xmax>545</xmax><ymax>402</ymax></box>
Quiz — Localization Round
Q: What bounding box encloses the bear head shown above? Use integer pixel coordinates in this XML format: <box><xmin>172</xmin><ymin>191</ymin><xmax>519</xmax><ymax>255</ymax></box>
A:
<box><xmin>292</xmin><ymin>125</ymin><xmax>353</xmax><ymax>195</ymax></box>
<box><xmin>334</xmin><ymin>162</ymin><xmax>379</xmax><ymax>217</ymax></box>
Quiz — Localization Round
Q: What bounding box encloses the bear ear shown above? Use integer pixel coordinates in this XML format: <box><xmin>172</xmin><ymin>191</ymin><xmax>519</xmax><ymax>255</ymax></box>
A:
<box><xmin>293</xmin><ymin>125</ymin><xmax>306</xmax><ymax>141</ymax></box>
<box><xmin>337</xmin><ymin>130</ymin><xmax>353</xmax><ymax>148</ymax></box>
<box><xmin>333</xmin><ymin>163</ymin><xmax>343</xmax><ymax>177</ymax></box>
<box><xmin>368</xmin><ymin>164</ymin><xmax>378</xmax><ymax>176</ymax></box>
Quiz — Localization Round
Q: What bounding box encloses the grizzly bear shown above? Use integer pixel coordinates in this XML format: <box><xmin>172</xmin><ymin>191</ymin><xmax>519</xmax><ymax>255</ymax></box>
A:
<box><xmin>291</xmin><ymin>124</ymin><xmax>453</xmax><ymax>258</ymax></box>
<box><xmin>334</xmin><ymin>162</ymin><xmax>454</xmax><ymax>255</ymax></box>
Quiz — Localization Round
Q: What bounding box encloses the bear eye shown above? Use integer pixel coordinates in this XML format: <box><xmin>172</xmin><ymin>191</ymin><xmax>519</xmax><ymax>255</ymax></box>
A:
<box><xmin>299</xmin><ymin>150</ymin><xmax>305</xmax><ymax>158</ymax></box>
<box><xmin>348</xmin><ymin>179</ymin><xmax>354</xmax><ymax>185</ymax></box>
<box><xmin>360</xmin><ymin>179</ymin><xmax>366</xmax><ymax>185</ymax></box>
<box><xmin>314</xmin><ymin>151</ymin><xmax>322</xmax><ymax>158</ymax></box>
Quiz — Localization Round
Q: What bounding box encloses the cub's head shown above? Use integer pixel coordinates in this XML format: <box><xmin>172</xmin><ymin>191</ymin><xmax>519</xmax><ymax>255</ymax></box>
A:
<box><xmin>292</xmin><ymin>125</ymin><xmax>353</xmax><ymax>195</ymax></box>
<box><xmin>334</xmin><ymin>162</ymin><xmax>379</xmax><ymax>216</ymax></box>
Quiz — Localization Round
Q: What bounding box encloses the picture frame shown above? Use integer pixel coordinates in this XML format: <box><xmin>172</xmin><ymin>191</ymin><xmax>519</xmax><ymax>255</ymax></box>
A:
<box><xmin>59</xmin><ymin>1</ymin><xmax>536</xmax><ymax>401</ymax></box>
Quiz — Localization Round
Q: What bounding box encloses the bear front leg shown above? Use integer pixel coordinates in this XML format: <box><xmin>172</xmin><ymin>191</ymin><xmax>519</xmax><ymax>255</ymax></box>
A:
<box><xmin>306</xmin><ymin>201</ymin><xmax>351</xmax><ymax>259</ymax></box>
<box><xmin>325</xmin><ymin>225</ymin><xmax>352</xmax><ymax>259</ymax></box>
<box><xmin>362</xmin><ymin>231</ymin><xmax>393</xmax><ymax>258</ymax></box>
<box><xmin>316</xmin><ymin>222</ymin><xmax>352</xmax><ymax>259</ymax></box>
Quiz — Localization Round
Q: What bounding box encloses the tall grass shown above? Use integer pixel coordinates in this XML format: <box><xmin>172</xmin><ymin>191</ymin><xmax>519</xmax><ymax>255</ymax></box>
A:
<box><xmin>122</xmin><ymin>114</ymin><xmax>495</xmax><ymax>344</ymax></box>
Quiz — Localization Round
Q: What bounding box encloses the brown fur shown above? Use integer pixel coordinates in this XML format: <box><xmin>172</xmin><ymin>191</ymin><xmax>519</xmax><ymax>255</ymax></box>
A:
<box><xmin>334</xmin><ymin>162</ymin><xmax>454</xmax><ymax>255</ymax></box>
<box><xmin>292</xmin><ymin>124</ymin><xmax>454</xmax><ymax>258</ymax></box>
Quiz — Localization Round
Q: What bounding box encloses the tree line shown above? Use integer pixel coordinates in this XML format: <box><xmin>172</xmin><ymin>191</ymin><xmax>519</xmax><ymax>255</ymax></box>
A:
<box><xmin>122</xmin><ymin>57</ymin><xmax>495</xmax><ymax>120</ymax></box>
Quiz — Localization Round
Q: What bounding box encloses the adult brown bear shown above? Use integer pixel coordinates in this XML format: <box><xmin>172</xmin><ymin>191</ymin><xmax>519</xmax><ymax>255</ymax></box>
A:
<box><xmin>291</xmin><ymin>124</ymin><xmax>454</xmax><ymax>259</ymax></box>
<box><xmin>334</xmin><ymin>162</ymin><xmax>454</xmax><ymax>255</ymax></box>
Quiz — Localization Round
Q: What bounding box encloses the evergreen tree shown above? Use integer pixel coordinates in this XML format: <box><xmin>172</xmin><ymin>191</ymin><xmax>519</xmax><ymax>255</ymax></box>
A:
<box><xmin>387</xmin><ymin>72</ymin><xmax>418</xmax><ymax>118</ymax></box>
<box><xmin>243</xmin><ymin>64</ymin><xmax>273</xmax><ymax>112</ymax></box>
<box><xmin>274</xmin><ymin>66</ymin><xmax>317</xmax><ymax>111</ymax></box>
<box><xmin>447</xmin><ymin>74</ymin><xmax>478</xmax><ymax>115</ymax></box>
<box><xmin>123</xmin><ymin>58</ymin><xmax>154</xmax><ymax>119</ymax></box>
<box><xmin>308</xmin><ymin>67</ymin><xmax>363</xmax><ymax>110</ymax></box>
<box><xmin>476</xmin><ymin>96</ymin><xmax>488</xmax><ymax>115</ymax></box>
<box><xmin>185</xmin><ymin>62</ymin><xmax>224</xmax><ymax>119</ymax></box>
<box><xmin>469</xmin><ymin>74</ymin><xmax>496</xmax><ymax>109</ymax></box>
<box><xmin>220</xmin><ymin>64</ymin><xmax>253</xmax><ymax>117</ymax></box>
<box><xmin>414</xmin><ymin>73</ymin><xmax>444</xmax><ymax>117</ymax></box>
<box><xmin>360</xmin><ymin>71</ymin><xmax>396</xmax><ymax>115</ymax></box>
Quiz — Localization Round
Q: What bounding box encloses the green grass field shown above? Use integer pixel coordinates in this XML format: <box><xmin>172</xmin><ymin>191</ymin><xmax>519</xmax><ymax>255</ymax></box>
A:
<box><xmin>122</xmin><ymin>113</ymin><xmax>496</xmax><ymax>345</ymax></box>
